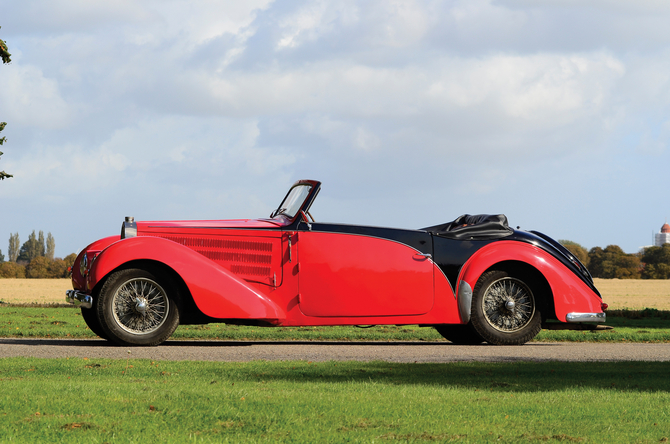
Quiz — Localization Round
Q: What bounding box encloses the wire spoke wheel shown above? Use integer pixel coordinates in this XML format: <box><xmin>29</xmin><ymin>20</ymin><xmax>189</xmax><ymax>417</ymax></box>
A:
<box><xmin>97</xmin><ymin>268</ymin><xmax>181</xmax><ymax>346</ymax></box>
<box><xmin>482</xmin><ymin>277</ymin><xmax>534</xmax><ymax>333</ymax></box>
<box><xmin>470</xmin><ymin>269</ymin><xmax>542</xmax><ymax>345</ymax></box>
<box><xmin>111</xmin><ymin>277</ymin><xmax>170</xmax><ymax>335</ymax></box>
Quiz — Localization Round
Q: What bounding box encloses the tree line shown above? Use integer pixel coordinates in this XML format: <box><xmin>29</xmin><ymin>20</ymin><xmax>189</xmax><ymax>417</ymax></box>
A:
<box><xmin>560</xmin><ymin>240</ymin><xmax>670</xmax><ymax>279</ymax></box>
<box><xmin>0</xmin><ymin>231</ymin><xmax>76</xmax><ymax>279</ymax></box>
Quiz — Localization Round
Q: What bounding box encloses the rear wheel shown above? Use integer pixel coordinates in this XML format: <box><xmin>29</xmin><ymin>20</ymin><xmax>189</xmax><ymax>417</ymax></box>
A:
<box><xmin>470</xmin><ymin>270</ymin><xmax>542</xmax><ymax>345</ymax></box>
<box><xmin>96</xmin><ymin>268</ymin><xmax>180</xmax><ymax>346</ymax></box>
<box><xmin>435</xmin><ymin>324</ymin><xmax>484</xmax><ymax>344</ymax></box>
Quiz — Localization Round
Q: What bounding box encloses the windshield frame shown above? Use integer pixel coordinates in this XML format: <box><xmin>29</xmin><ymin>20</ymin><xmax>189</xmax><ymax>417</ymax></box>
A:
<box><xmin>271</xmin><ymin>180</ymin><xmax>321</xmax><ymax>221</ymax></box>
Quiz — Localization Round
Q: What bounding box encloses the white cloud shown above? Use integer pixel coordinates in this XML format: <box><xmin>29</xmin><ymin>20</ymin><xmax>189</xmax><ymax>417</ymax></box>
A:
<box><xmin>3</xmin><ymin>0</ymin><xmax>670</xmax><ymax>255</ymax></box>
<box><xmin>424</xmin><ymin>52</ymin><xmax>625</xmax><ymax>124</ymax></box>
<box><xmin>0</xmin><ymin>63</ymin><xmax>72</xmax><ymax>129</ymax></box>
<box><xmin>277</xmin><ymin>1</ymin><xmax>330</xmax><ymax>49</ymax></box>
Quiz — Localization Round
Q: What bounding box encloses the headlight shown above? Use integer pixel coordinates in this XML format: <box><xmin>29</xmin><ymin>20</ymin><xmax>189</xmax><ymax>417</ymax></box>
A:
<box><xmin>79</xmin><ymin>253</ymin><xmax>88</xmax><ymax>277</ymax></box>
<box><xmin>79</xmin><ymin>251</ymin><xmax>99</xmax><ymax>277</ymax></box>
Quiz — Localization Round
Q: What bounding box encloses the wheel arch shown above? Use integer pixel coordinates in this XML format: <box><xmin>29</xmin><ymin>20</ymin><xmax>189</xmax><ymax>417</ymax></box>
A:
<box><xmin>90</xmin><ymin>259</ymin><xmax>206</xmax><ymax>324</ymax></box>
<box><xmin>87</xmin><ymin>236</ymin><xmax>285</xmax><ymax>321</ymax></box>
<box><xmin>457</xmin><ymin>240</ymin><xmax>602</xmax><ymax>322</ymax></box>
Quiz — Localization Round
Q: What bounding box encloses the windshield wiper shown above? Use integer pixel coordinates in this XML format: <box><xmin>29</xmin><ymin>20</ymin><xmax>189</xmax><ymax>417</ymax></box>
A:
<box><xmin>271</xmin><ymin>208</ymin><xmax>287</xmax><ymax>218</ymax></box>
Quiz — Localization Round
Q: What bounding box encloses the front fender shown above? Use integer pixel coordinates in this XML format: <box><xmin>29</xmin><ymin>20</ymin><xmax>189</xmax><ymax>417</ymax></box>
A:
<box><xmin>72</xmin><ymin>235</ymin><xmax>121</xmax><ymax>292</ymax></box>
<box><xmin>89</xmin><ymin>236</ymin><xmax>285</xmax><ymax>320</ymax></box>
<box><xmin>458</xmin><ymin>241</ymin><xmax>603</xmax><ymax>322</ymax></box>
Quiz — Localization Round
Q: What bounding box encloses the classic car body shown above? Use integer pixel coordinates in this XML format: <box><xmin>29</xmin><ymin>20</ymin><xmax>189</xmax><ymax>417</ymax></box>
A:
<box><xmin>66</xmin><ymin>179</ymin><xmax>607</xmax><ymax>346</ymax></box>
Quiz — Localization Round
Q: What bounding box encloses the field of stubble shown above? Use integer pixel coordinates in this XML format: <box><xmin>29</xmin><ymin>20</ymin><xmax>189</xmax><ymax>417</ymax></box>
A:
<box><xmin>0</xmin><ymin>279</ymin><xmax>72</xmax><ymax>305</ymax></box>
<box><xmin>0</xmin><ymin>278</ymin><xmax>668</xmax><ymax>308</ymax></box>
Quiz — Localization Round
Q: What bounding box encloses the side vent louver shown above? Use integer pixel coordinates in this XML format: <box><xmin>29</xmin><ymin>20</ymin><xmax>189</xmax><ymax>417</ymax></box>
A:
<box><xmin>154</xmin><ymin>235</ymin><xmax>277</xmax><ymax>284</ymax></box>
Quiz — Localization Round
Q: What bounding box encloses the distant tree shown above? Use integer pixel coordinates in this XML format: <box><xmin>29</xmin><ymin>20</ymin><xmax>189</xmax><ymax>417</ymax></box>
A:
<box><xmin>0</xmin><ymin>26</ymin><xmax>10</xmax><ymax>64</ymax></box>
<box><xmin>8</xmin><ymin>232</ymin><xmax>19</xmax><ymax>262</ymax></box>
<box><xmin>559</xmin><ymin>240</ymin><xmax>590</xmax><ymax>267</ymax></box>
<box><xmin>0</xmin><ymin>251</ymin><xmax>77</xmax><ymax>278</ymax></box>
<box><xmin>642</xmin><ymin>263</ymin><xmax>670</xmax><ymax>279</ymax></box>
<box><xmin>0</xmin><ymin>122</ymin><xmax>11</xmax><ymax>181</ymax></box>
<box><xmin>17</xmin><ymin>231</ymin><xmax>43</xmax><ymax>264</ymax></box>
<box><xmin>613</xmin><ymin>254</ymin><xmax>642</xmax><ymax>279</ymax></box>
<box><xmin>640</xmin><ymin>244</ymin><xmax>670</xmax><ymax>279</ymax></box>
<box><xmin>63</xmin><ymin>253</ymin><xmax>77</xmax><ymax>271</ymax></box>
<box><xmin>26</xmin><ymin>256</ymin><xmax>50</xmax><ymax>278</ymax></box>
<box><xmin>47</xmin><ymin>258</ymin><xmax>69</xmax><ymax>278</ymax></box>
<box><xmin>38</xmin><ymin>231</ymin><xmax>45</xmax><ymax>256</ymax></box>
<box><xmin>587</xmin><ymin>247</ymin><xmax>605</xmax><ymax>277</ymax></box>
<box><xmin>1</xmin><ymin>26</ymin><xmax>12</xmax><ymax>181</ymax></box>
<box><xmin>0</xmin><ymin>261</ymin><xmax>25</xmax><ymax>278</ymax></box>
<box><xmin>0</xmin><ymin>248</ymin><xmax>4</xmax><ymax>262</ymax></box>
<box><xmin>46</xmin><ymin>233</ymin><xmax>55</xmax><ymax>260</ymax></box>
<box><xmin>588</xmin><ymin>245</ymin><xmax>640</xmax><ymax>279</ymax></box>
<box><xmin>22</xmin><ymin>256</ymin><xmax>70</xmax><ymax>278</ymax></box>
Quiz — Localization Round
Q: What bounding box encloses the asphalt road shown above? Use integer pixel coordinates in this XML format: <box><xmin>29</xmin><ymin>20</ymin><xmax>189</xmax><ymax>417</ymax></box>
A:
<box><xmin>2</xmin><ymin>338</ymin><xmax>670</xmax><ymax>362</ymax></box>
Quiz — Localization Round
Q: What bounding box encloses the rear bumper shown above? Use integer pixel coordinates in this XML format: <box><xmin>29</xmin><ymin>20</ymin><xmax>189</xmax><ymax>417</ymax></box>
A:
<box><xmin>566</xmin><ymin>312</ymin><xmax>606</xmax><ymax>323</ymax></box>
<box><xmin>65</xmin><ymin>290</ymin><xmax>93</xmax><ymax>309</ymax></box>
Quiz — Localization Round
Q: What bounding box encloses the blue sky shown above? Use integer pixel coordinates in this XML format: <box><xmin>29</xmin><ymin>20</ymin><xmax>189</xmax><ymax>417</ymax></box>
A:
<box><xmin>1</xmin><ymin>0</ymin><xmax>670</xmax><ymax>258</ymax></box>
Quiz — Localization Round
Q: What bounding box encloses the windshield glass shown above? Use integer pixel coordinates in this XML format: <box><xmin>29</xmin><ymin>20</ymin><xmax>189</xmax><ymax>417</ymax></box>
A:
<box><xmin>273</xmin><ymin>184</ymin><xmax>312</xmax><ymax>219</ymax></box>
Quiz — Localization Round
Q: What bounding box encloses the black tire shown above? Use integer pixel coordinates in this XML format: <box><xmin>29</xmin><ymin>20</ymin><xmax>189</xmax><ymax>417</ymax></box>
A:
<box><xmin>470</xmin><ymin>270</ymin><xmax>542</xmax><ymax>345</ymax></box>
<box><xmin>81</xmin><ymin>306</ymin><xmax>109</xmax><ymax>340</ymax></box>
<box><xmin>435</xmin><ymin>324</ymin><xmax>485</xmax><ymax>344</ymax></box>
<box><xmin>96</xmin><ymin>268</ymin><xmax>180</xmax><ymax>346</ymax></box>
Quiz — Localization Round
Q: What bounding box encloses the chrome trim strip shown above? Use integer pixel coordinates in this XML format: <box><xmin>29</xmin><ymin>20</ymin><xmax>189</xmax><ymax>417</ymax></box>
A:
<box><xmin>457</xmin><ymin>281</ymin><xmax>473</xmax><ymax>323</ymax></box>
<box><xmin>566</xmin><ymin>312</ymin><xmax>606</xmax><ymax>323</ymax></box>
<box><xmin>65</xmin><ymin>289</ymin><xmax>93</xmax><ymax>309</ymax></box>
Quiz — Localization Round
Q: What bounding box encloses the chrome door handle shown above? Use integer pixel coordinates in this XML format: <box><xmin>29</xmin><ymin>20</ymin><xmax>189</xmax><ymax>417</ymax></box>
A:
<box><xmin>414</xmin><ymin>253</ymin><xmax>432</xmax><ymax>259</ymax></box>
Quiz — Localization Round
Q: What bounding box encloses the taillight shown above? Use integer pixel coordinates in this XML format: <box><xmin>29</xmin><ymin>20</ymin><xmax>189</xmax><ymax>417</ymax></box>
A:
<box><xmin>601</xmin><ymin>302</ymin><xmax>608</xmax><ymax>311</ymax></box>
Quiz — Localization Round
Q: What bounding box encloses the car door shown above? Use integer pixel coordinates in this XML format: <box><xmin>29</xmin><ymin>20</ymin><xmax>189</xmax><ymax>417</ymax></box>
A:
<box><xmin>297</xmin><ymin>225</ymin><xmax>434</xmax><ymax>317</ymax></box>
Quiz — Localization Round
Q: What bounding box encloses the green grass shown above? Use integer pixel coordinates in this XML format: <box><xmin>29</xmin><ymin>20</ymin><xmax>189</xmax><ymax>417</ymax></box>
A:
<box><xmin>2</xmin><ymin>305</ymin><xmax>670</xmax><ymax>343</ymax></box>
<box><xmin>0</xmin><ymin>358</ymin><xmax>668</xmax><ymax>443</ymax></box>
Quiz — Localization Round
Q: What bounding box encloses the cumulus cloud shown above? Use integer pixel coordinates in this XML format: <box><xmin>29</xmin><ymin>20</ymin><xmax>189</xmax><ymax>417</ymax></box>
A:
<box><xmin>0</xmin><ymin>63</ymin><xmax>73</xmax><ymax>129</ymax></box>
<box><xmin>2</xmin><ymin>0</ymin><xmax>670</xmax><ymax>254</ymax></box>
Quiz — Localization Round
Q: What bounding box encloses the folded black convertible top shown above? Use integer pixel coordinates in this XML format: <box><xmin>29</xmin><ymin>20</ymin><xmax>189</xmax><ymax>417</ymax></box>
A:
<box><xmin>422</xmin><ymin>214</ymin><xmax>514</xmax><ymax>240</ymax></box>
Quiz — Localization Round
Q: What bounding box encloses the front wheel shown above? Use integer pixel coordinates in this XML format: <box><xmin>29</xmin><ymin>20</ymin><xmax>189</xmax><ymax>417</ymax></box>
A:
<box><xmin>96</xmin><ymin>268</ymin><xmax>180</xmax><ymax>346</ymax></box>
<box><xmin>470</xmin><ymin>270</ymin><xmax>542</xmax><ymax>345</ymax></box>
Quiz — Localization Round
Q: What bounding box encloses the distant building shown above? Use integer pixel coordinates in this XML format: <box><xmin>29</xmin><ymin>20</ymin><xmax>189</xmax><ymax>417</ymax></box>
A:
<box><xmin>655</xmin><ymin>223</ymin><xmax>670</xmax><ymax>246</ymax></box>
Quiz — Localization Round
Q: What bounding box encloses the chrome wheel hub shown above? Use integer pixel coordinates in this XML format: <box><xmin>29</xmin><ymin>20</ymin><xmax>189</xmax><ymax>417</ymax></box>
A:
<box><xmin>135</xmin><ymin>298</ymin><xmax>148</xmax><ymax>316</ymax></box>
<box><xmin>482</xmin><ymin>277</ymin><xmax>535</xmax><ymax>333</ymax></box>
<box><xmin>112</xmin><ymin>278</ymin><xmax>169</xmax><ymax>335</ymax></box>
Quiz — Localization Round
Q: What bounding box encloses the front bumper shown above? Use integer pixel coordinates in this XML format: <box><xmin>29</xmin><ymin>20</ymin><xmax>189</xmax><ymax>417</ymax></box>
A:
<box><xmin>65</xmin><ymin>290</ymin><xmax>93</xmax><ymax>309</ymax></box>
<box><xmin>566</xmin><ymin>312</ymin><xmax>606</xmax><ymax>323</ymax></box>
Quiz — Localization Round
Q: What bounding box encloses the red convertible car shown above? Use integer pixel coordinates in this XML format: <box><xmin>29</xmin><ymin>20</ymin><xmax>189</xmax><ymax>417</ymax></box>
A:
<box><xmin>66</xmin><ymin>179</ymin><xmax>606</xmax><ymax>346</ymax></box>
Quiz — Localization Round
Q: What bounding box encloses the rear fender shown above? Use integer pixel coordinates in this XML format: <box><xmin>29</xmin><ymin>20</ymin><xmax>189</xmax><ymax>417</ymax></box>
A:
<box><xmin>458</xmin><ymin>241</ymin><xmax>603</xmax><ymax>322</ymax></box>
<box><xmin>88</xmin><ymin>236</ymin><xmax>284</xmax><ymax>320</ymax></box>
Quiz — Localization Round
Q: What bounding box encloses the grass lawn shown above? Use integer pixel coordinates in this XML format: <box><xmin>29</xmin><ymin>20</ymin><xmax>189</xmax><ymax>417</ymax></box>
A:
<box><xmin>1</xmin><ymin>280</ymin><xmax>669</xmax><ymax>443</ymax></box>
<box><xmin>0</xmin><ymin>358</ymin><xmax>668</xmax><ymax>443</ymax></box>
<box><xmin>1</xmin><ymin>305</ymin><xmax>670</xmax><ymax>343</ymax></box>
